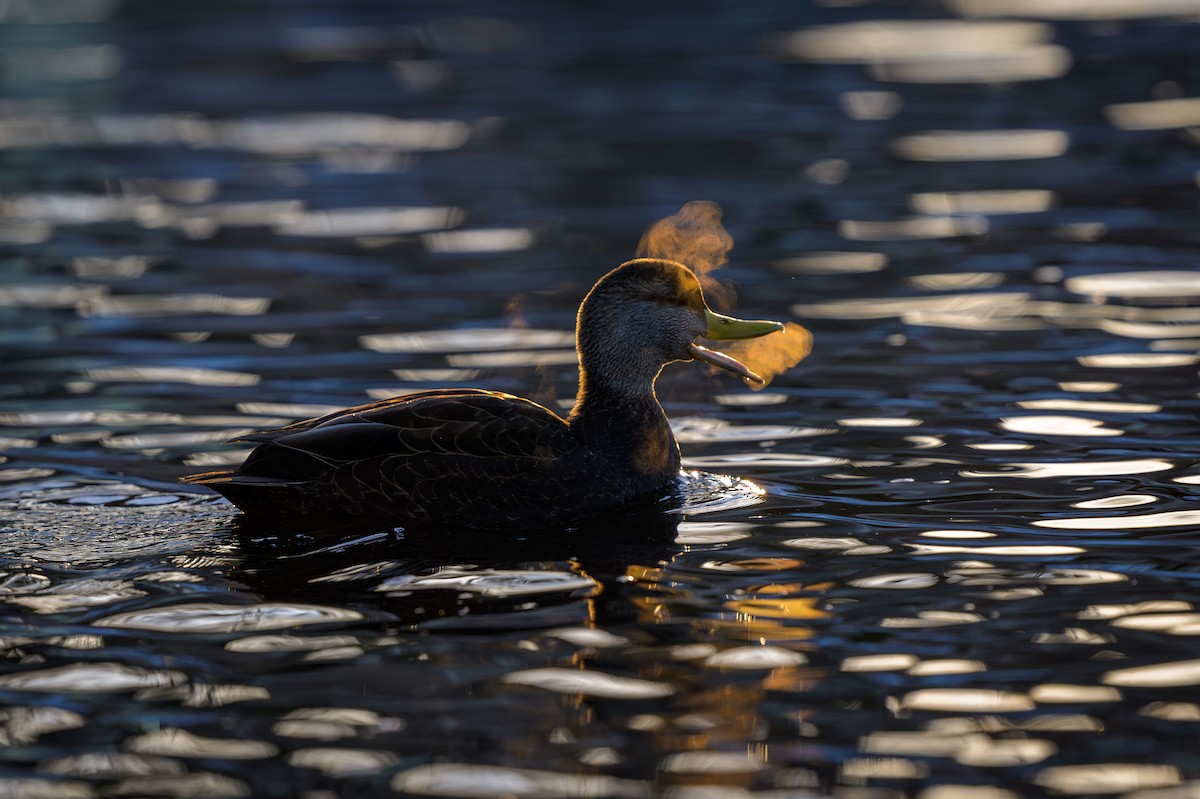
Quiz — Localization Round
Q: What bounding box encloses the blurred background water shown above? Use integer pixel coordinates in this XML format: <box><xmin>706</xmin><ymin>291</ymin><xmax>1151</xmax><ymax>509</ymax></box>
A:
<box><xmin>3</xmin><ymin>1</ymin><xmax>1200</xmax><ymax>797</ymax></box>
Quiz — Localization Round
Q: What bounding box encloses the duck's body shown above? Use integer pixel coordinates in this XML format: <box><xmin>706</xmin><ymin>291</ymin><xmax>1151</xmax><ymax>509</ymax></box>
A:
<box><xmin>183</xmin><ymin>259</ymin><xmax>783</xmax><ymax>529</ymax></box>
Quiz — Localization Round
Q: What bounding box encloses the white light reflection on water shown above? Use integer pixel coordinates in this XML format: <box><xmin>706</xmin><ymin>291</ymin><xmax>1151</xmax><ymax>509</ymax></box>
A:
<box><xmin>422</xmin><ymin>228</ymin><xmax>535</xmax><ymax>253</ymax></box>
<box><xmin>702</xmin><ymin>646</ymin><xmax>807</xmax><ymax>669</ymax></box>
<box><xmin>289</xmin><ymin>748</ymin><xmax>400</xmax><ymax>778</ymax></box>
<box><xmin>672</xmin><ymin>417</ymin><xmax>831</xmax><ymax>442</ymax></box>
<box><xmin>1017</xmin><ymin>399</ymin><xmax>1160</xmax><ymax>413</ymax></box>
<box><xmin>906</xmin><ymin>272</ymin><xmax>1005</xmax><ymax>291</ymax></box>
<box><xmin>839</xmin><ymin>215</ymin><xmax>988</xmax><ymax>241</ymax></box>
<box><xmin>1072</xmin><ymin>494</ymin><xmax>1157</xmax><ymax>509</ymax></box>
<box><xmin>361</xmin><ymin>328</ymin><xmax>573</xmax><ymax>353</ymax></box>
<box><xmin>892</xmin><ymin>130</ymin><xmax>1069</xmax><ymax>161</ymax></box>
<box><xmin>275</xmin><ymin>206</ymin><xmax>463</xmax><ymax>237</ymax></box>
<box><xmin>674</xmin><ymin>521</ymin><xmax>753</xmax><ymax>545</ymax></box>
<box><xmin>840</xmin><ymin>90</ymin><xmax>903</xmax><ymax>120</ymax></box>
<box><xmin>127</xmin><ymin>728</ymin><xmax>277</xmax><ymax>759</ymax></box>
<box><xmin>1036</xmin><ymin>510</ymin><xmax>1200</xmax><ymax>530</ymax></box>
<box><xmin>795</xmin><ymin>292</ymin><xmax>1030</xmax><ymax>320</ymax></box>
<box><xmin>681</xmin><ymin>453</ymin><xmax>846</xmax><ymax>469</ymax></box>
<box><xmin>392</xmin><ymin>763</ymin><xmax>646</xmax><ymax>799</ymax></box>
<box><xmin>950</xmin><ymin>0</ymin><xmax>1200</xmax><ymax>18</ymax></box>
<box><xmin>1078</xmin><ymin>353</ymin><xmax>1200</xmax><ymax>368</ymax></box>
<box><xmin>1030</xmin><ymin>684</ymin><xmax>1122</xmax><ymax>703</ymax></box>
<box><xmin>0</xmin><ymin>662</ymin><xmax>185</xmax><ymax>693</ymax></box>
<box><xmin>781</xmin><ymin>20</ymin><xmax>1069</xmax><ymax>84</ymax></box>
<box><xmin>226</xmin><ymin>634</ymin><xmax>360</xmax><ymax>653</ymax></box>
<box><xmin>881</xmin><ymin>610</ymin><xmax>985</xmax><ymax>629</ymax></box>
<box><xmin>79</xmin><ymin>293</ymin><xmax>270</xmax><ymax>317</ymax></box>
<box><xmin>446</xmin><ymin>350</ymin><xmax>578</xmax><ymax>368</ymax></box>
<box><xmin>842</xmin><ymin>654</ymin><xmax>919</xmax><ymax>672</ymax></box>
<box><xmin>1033</xmin><ymin>763</ymin><xmax>1182</xmax><ymax>794</ymax></box>
<box><xmin>909</xmin><ymin>659</ymin><xmax>987</xmax><ymax>676</ymax></box>
<box><xmin>1142</xmin><ymin>702</ymin><xmax>1200</xmax><ymax>721</ymax></box>
<box><xmin>376</xmin><ymin>568</ymin><xmax>597</xmax><ymax>598</ymax></box>
<box><xmin>660</xmin><ymin>751</ymin><xmax>765</xmax><ymax>774</ymax></box>
<box><xmin>963</xmin><ymin>458</ymin><xmax>1172</xmax><ymax>479</ymax></box>
<box><xmin>1108</xmin><ymin>97</ymin><xmax>1200</xmax><ymax>130</ymax></box>
<box><xmin>901</xmin><ymin>689</ymin><xmax>1035</xmax><ymax>713</ymax></box>
<box><xmin>0</xmin><ymin>707</ymin><xmax>85</xmax><ymax>746</ymax></box>
<box><xmin>839</xmin><ymin>417</ymin><xmax>922</xmax><ymax>427</ymax></box>
<box><xmin>0</xmin><ymin>112</ymin><xmax>471</xmax><ymax>153</ymax></box>
<box><xmin>1110</xmin><ymin>613</ymin><xmax>1200</xmax><ymax>634</ymax></box>
<box><xmin>910</xmin><ymin>544</ymin><xmax>1086</xmax><ymax>557</ymax></box>
<box><xmin>1067</xmin><ymin>271</ymin><xmax>1200</xmax><ymax>298</ymax></box>
<box><xmin>909</xmin><ymin>189</ymin><xmax>1057</xmax><ymax>215</ymax></box>
<box><xmin>95</xmin><ymin>602</ymin><xmax>363</xmax><ymax>633</ymax></box>
<box><xmin>1104</xmin><ymin>659</ymin><xmax>1200</xmax><ymax>688</ymax></box>
<box><xmin>773</xmin><ymin>251</ymin><xmax>888</xmax><ymax>274</ymax></box>
<box><xmin>951</xmin><ymin>568</ymin><xmax>1127</xmax><ymax>586</ymax></box>
<box><xmin>85</xmin><ymin>366</ymin><xmax>260</xmax><ymax>387</ymax></box>
<box><xmin>998</xmin><ymin>415</ymin><xmax>1123</xmax><ymax>436</ymax></box>
<box><xmin>501</xmin><ymin>668</ymin><xmax>675</xmax><ymax>699</ymax></box>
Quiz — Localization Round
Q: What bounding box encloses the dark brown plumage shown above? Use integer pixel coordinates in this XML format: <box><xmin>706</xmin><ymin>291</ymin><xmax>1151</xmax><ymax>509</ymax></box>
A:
<box><xmin>182</xmin><ymin>258</ymin><xmax>783</xmax><ymax>529</ymax></box>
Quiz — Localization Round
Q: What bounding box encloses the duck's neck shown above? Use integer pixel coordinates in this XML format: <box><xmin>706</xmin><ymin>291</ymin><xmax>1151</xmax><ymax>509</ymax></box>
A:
<box><xmin>568</xmin><ymin>362</ymin><xmax>680</xmax><ymax>486</ymax></box>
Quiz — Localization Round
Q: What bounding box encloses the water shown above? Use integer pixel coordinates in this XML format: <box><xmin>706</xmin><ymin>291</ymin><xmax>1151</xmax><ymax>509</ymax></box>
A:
<box><xmin>3</xmin><ymin>1</ymin><xmax>1200</xmax><ymax>797</ymax></box>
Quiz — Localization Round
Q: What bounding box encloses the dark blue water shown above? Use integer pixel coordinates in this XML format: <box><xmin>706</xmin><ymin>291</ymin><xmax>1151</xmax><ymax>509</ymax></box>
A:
<box><xmin>4</xmin><ymin>1</ymin><xmax>1200</xmax><ymax>797</ymax></box>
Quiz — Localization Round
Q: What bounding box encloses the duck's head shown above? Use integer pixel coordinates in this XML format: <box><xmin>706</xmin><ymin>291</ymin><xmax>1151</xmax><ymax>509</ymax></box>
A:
<box><xmin>576</xmin><ymin>258</ymin><xmax>784</xmax><ymax>386</ymax></box>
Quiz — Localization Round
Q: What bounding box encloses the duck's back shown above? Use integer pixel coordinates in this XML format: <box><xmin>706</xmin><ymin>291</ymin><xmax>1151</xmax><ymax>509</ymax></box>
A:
<box><xmin>184</xmin><ymin>390</ymin><xmax>621</xmax><ymax>529</ymax></box>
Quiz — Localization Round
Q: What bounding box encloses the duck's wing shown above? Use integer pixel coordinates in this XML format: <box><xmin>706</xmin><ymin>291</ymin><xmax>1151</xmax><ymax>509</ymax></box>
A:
<box><xmin>231</xmin><ymin>388</ymin><xmax>500</xmax><ymax>443</ymax></box>
<box><xmin>184</xmin><ymin>391</ymin><xmax>582</xmax><ymax>525</ymax></box>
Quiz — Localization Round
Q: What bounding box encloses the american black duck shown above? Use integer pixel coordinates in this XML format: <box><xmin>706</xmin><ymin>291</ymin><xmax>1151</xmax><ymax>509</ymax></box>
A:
<box><xmin>183</xmin><ymin>258</ymin><xmax>784</xmax><ymax>529</ymax></box>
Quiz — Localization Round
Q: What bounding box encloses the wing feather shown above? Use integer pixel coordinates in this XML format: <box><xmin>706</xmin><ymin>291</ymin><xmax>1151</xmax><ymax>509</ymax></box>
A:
<box><xmin>233</xmin><ymin>392</ymin><xmax>572</xmax><ymax>483</ymax></box>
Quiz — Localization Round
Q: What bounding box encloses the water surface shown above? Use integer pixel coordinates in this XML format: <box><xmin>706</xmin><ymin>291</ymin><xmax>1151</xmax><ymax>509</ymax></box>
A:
<box><xmin>3</xmin><ymin>1</ymin><xmax>1200</xmax><ymax>797</ymax></box>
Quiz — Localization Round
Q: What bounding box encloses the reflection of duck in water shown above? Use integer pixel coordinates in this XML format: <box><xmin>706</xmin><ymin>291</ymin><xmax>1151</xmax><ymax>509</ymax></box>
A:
<box><xmin>183</xmin><ymin>258</ymin><xmax>783</xmax><ymax>529</ymax></box>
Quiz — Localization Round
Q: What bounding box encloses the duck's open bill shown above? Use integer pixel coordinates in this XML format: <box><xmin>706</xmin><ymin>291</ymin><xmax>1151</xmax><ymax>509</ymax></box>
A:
<box><xmin>688</xmin><ymin>342</ymin><xmax>765</xmax><ymax>383</ymax></box>
<box><xmin>688</xmin><ymin>309</ymin><xmax>786</xmax><ymax>383</ymax></box>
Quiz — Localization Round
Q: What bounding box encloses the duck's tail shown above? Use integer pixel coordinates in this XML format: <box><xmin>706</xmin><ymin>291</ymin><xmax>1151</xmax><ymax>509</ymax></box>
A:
<box><xmin>180</xmin><ymin>470</ymin><xmax>306</xmax><ymax>515</ymax></box>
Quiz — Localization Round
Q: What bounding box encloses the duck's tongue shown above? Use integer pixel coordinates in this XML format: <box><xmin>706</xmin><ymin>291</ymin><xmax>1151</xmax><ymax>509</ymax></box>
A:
<box><xmin>687</xmin><ymin>342</ymin><xmax>764</xmax><ymax>384</ymax></box>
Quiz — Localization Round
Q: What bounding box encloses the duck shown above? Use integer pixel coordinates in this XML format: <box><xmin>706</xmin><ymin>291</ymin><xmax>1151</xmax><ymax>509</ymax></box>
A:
<box><xmin>182</xmin><ymin>258</ymin><xmax>784</xmax><ymax>529</ymax></box>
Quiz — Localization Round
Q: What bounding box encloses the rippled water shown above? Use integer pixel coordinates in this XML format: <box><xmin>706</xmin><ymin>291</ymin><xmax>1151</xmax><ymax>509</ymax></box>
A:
<box><xmin>4</xmin><ymin>1</ymin><xmax>1200</xmax><ymax>797</ymax></box>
